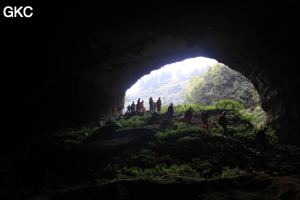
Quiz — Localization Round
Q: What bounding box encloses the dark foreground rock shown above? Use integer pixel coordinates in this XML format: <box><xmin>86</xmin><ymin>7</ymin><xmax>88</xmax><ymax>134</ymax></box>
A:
<box><xmin>2</xmin><ymin>112</ymin><xmax>300</xmax><ymax>200</ymax></box>
<box><xmin>77</xmin><ymin>124</ymin><xmax>161</xmax><ymax>155</ymax></box>
<box><xmin>28</xmin><ymin>171</ymin><xmax>300</xmax><ymax>200</ymax></box>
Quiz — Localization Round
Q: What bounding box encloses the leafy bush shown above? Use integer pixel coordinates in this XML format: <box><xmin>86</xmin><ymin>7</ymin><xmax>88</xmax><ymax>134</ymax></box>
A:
<box><xmin>155</xmin><ymin>126</ymin><xmax>205</xmax><ymax>141</ymax></box>
<box><xmin>239</xmin><ymin>106</ymin><xmax>267</xmax><ymax>129</ymax></box>
<box><xmin>117</xmin><ymin>112</ymin><xmax>152</xmax><ymax>128</ymax></box>
<box><xmin>177</xmin><ymin>136</ymin><xmax>202</xmax><ymax>142</ymax></box>
<box><xmin>131</xmin><ymin>149</ymin><xmax>175</xmax><ymax>168</ymax></box>
<box><xmin>214</xmin><ymin>99</ymin><xmax>244</xmax><ymax>111</ymax></box>
<box><xmin>220</xmin><ymin>166</ymin><xmax>240</xmax><ymax>178</ymax></box>
<box><xmin>104</xmin><ymin>163</ymin><xmax>203</xmax><ymax>180</ymax></box>
<box><xmin>232</xmin><ymin>131</ymin><xmax>255</xmax><ymax>139</ymax></box>
<box><xmin>265</xmin><ymin>126</ymin><xmax>278</xmax><ymax>145</ymax></box>
<box><xmin>190</xmin><ymin>158</ymin><xmax>214</xmax><ymax>177</ymax></box>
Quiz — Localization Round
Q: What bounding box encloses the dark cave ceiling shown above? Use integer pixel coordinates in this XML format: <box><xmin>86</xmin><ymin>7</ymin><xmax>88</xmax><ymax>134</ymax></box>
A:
<box><xmin>2</xmin><ymin>1</ymin><xmax>299</xmax><ymax>144</ymax></box>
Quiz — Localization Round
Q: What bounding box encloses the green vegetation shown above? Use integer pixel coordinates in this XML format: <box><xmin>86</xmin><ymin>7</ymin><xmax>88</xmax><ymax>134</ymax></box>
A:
<box><xmin>125</xmin><ymin>62</ymin><xmax>261</xmax><ymax>112</ymax></box>
<box><xmin>125</xmin><ymin>62</ymin><xmax>267</xmax><ymax>129</ymax></box>
<box><xmin>98</xmin><ymin>123</ymin><xmax>255</xmax><ymax>182</ymax></box>
<box><xmin>185</xmin><ymin>63</ymin><xmax>260</xmax><ymax>109</ymax></box>
<box><xmin>91</xmin><ymin>102</ymin><xmax>278</xmax><ymax>183</ymax></box>
<box><xmin>44</xmin><ymin>100</ymin><xmax>269</xmax><ymax>183</ymax></box>
<box><xmin>124</xmin><ymin>63</ymin><xmax>206</xmax><ymax>107</ymax></box>
<box><xmin>214</xmin><ymin>99</ymin><xmax>244</xmax><ymax>111</ymax></box>
<box><xmin>159</xmin><ymin>99</ymin><xmax>266</xmax><ymax>129</ymax></box>
<box><xmin>8</xmin><ymin>98</ymin><xmax>300</xmax><ymax>200</ymax></box>
<box><xmin>79</xmin><ymin>99</ymin><xmax>270</xmax><ymax>184</ymax></box>
<box><xmin>116</xmin><ymin>112</ymin><xmax>152</xmax><ymax>129</ymax></box>
<box><xmin>42</xmin><ymin>102</ymin><xmax>269</xmax><ymax>182</ymax></box>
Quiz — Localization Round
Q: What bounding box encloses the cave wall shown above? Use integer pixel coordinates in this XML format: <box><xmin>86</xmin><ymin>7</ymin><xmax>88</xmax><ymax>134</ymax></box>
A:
<box><xmin>3</xmin><ymin>1</ymin><xmax>299</xmax><ymax>144</ymax></box>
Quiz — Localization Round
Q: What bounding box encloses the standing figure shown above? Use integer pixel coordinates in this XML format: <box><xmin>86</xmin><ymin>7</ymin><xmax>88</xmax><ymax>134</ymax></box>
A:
<box><xmin>157</xmin><ymin>97</ymin><xmax>162</xmax><ymax>113</ymax></box>
<box><xmin>153</xmin><ymin>102</ymin><xmax>157</xmax><ymax>112</ymax></box>
<box><xmin>218</xmin><ymin>111</ymin><xmax>229</xmax><ymax>133</ymax></box>
<box><xmin>131</xmin><ymin>101</ymin><xmax>136</xmax><ymax>113</ymax></box>
<box><xmin>140</xmin><ymin>100</ymin><xmax>146</xmax><ymax>111</ymax></box>
<box><xmin>136</xmin><ymin>98</ymin><xmax>141</xmax><ymax>111</ymax></box>
<box><xmin>201</xmin><ymin>111</ymin><xmax>209</xmax><ymax>130</ymax></box>
<box><xmin>167</xmin><ymin>103</ymin><xmax>174</xmax><ymax>120</ymax></box>
<box><xmin>184</xmin><ymin>107</ymin><xmax>193</xmax><ymax>124</ymax></box>
<box><xmin>126</xmin><ymin>104</ymin><xmax>131</xmax><ymax>113</ymax></box>
<box><xmin>149</xmin><ymin>97</ymin><xmax>154</xmax><ymax>111</ymax></box>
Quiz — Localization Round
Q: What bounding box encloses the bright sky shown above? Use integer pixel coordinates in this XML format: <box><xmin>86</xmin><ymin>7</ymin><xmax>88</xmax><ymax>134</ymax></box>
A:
<box><xmin>126</xmin><ymin>57</ymin><xmax>217</xmax><ymax>95</ymax></box>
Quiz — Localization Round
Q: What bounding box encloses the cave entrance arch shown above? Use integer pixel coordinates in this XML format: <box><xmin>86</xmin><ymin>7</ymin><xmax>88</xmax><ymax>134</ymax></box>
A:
<box><xmin>123</xmin><ymin>56</ymin><xmax>266</xmax><ymax>128</ymax></box>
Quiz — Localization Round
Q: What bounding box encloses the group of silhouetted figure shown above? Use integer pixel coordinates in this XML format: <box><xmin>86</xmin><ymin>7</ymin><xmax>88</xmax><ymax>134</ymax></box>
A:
<box><xmin>121</xmin><ymin>100</ymin><xmax>229</xmax><ymax>134</ymax></box>
<box><xmin>125</xmin><ymin>97</ymin><xmax>163</xmax><ymax>113</ymax></box>
<box><xmin>122</xmin><ymin>97</ymin><xmax>175</xmax><ymax>121</ymax></box>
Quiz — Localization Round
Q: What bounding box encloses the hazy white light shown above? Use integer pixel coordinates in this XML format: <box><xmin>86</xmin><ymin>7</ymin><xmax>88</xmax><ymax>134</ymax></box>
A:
<box><xmin>125</xmin><ymin>57</ymin><xmax>217</xmax><ymax>95</ymax></box>
<box><xmin>126</xmin><ymin>81</ymin><xmax>141</xmax><ymax>95</ymax></box>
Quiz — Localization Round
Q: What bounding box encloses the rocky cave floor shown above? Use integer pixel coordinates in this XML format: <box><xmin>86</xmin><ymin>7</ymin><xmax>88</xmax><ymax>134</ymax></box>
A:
<box><xmin>1</xmin><ymin>112</ymin><xmax>300</xmax><ymax>200</ymax></box>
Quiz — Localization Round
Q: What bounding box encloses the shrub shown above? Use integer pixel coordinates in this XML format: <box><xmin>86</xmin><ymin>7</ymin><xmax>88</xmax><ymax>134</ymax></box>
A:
<box><xmin>117</xmin><ymin>112</ymin><xmax>152</xmax><ymax>128</ymax></box>
<box><xmin>177</xmin><ymin>136</ymin><xmax>202</xmax><ymax>142</ymax></box>
<box><xmin>232</xmin><ymin>131</ymin><xmax>255</xmax><ymax>139</ymax></box>
<box><xmin>191</xmin><ymin>158</ymin><xmax>213</xmax><ymax>177</ymax></box>
<box><xmin>155</xmin><ymin>126</ymin><xmax>204</xmax><ymax>141</ymax></box>
<box><xmin>116</xmin><ymin>163</ymin><xmax>202</xmax><ymax>180</ymax></box>
<box><xmin>239</xmin><ymin>106</ymin><xmax>267</xmax><ymax>129</ymax></box>
<box><xmin>220</xmin><ymin>166</ymin><xmax>240</xmax><ymax>178</ymax></box>
<box><xmin>265</xmin><ymin>126</ymin><xmax>278</xmax><ymax>145</ymax></box>
<box><xmin>214</xmin><ymin>99</ymin><xmax>244</xmax><ymax>111</ymax></box>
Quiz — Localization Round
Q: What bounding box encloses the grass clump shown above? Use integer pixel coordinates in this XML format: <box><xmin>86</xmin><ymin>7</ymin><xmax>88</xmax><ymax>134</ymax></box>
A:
<box><xmin>219</xmin><ymin>166</ymin><xmax>240</xmax><ymax>178</ymax></box>
<box><xmin>154</xmin><ymin>126</ymin><xmax>210</xmax><ymax>141</ymax></box>
<box><xmin>102</xmin><ymin>163</ymin><xmax>203</xmax><ymax>181</ymax></box>
<box><xmin>116</xmin><ymin>112</ymin><xmax>152</xmax><ymax>129</ymax></box>
<box><xmin>214</xmin><ymin>99</ymin><xmax>244</xmax><ymax>111</ymax></box>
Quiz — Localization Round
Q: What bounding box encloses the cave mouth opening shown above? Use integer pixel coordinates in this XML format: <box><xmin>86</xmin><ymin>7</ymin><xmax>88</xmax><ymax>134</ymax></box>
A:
<box><xmin>124</xmin><ymin>56</ymin><xmax>267</xmax><ymax>128</ymax></box>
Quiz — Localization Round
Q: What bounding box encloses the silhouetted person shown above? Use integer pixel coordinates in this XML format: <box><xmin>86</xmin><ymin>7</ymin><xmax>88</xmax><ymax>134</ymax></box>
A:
<box><xmin>131</xmin><ymin>101</ymin><xmax>136</xmax><ymax>112</ymax></box>
<box><xmin>184</xmin><ymin>107</ymin><xmax>193</xmax><ymax>124</ymax></box>
<box><xmin>255</xmin><ymin>127</ymin><xmax>268</xmax><ymax>152</ymax></box>
<box><xmin>149</xmin><ymin>97</ymin><xmax>153</xmax><ymax>111</ymax></box>
<box><xmin>141</xmin><ymin>100</ymin><xmax>146</xmax><ymax>111</ymax></box>
<box><xmin>126</xmin><ymin>104</ymin><xmax>131</xmax><ymax>113</ymax></box>
<box><xmin>167</xmin><ymin>103</ymin><xmax>174</xmax><ymax>120</ymax></box>
<box><xmin>136</xmin><ymin>98</ymin><xmax>141</xmax><ymax>111</ymax></box>
<box><xmin>201</xmin><ymin>111</ymin><xmax>209</xmax><ymax>130</ymax></box>
<box><xmin>153</xmin><ymin>102</ymin><xmax>157</xmax><ymax>112</ymax></box>
<box><xmin>219</xmin><ymin>111</ymin><xmax>229</xmax><ymax>133</ymax></box>
<box><xmin>157</xmin><ymin>97</ymin><xmax>162</xmax><ymax>113</ymax></box>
